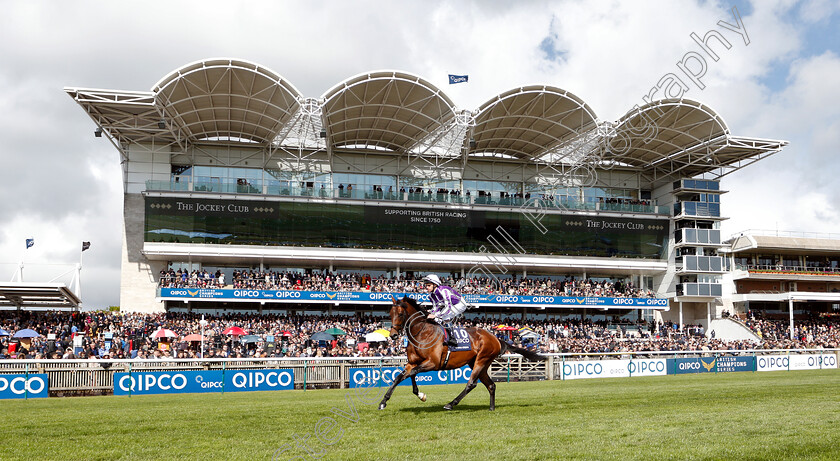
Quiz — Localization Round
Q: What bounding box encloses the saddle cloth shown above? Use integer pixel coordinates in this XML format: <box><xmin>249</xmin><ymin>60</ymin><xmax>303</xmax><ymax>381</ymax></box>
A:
<box><xmin>444</xmin><ymin>327</ymin><xmax>472</xmax><ymax>351</ymax></box>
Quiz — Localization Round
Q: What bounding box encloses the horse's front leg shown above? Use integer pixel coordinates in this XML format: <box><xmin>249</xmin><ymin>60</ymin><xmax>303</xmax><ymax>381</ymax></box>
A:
<box><xmin>378</xmin><ymin>364</ymin><xmax>415</xmax><ymax>410</ymax></box>
<box><xmin>411</xmin><ymin>375</ymin><xmax>426</xmax><ymax>402</ymax></box>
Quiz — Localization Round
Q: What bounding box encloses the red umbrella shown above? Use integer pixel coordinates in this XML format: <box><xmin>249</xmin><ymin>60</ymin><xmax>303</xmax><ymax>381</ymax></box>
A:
<box><xmin>282</xmin><ymin>330</ymin><xmax>293</xmax><ymax>337</ymax></box>
<box><xmin>223</xmin><ymin>326</ymin><xmax>246</xmax><ymax>336</ymax></box>
<box><xmin>152</xmin><ymin>328</ymin><xmax>178</xmax><ymax>339</ymax></box>
<box><xmin>183</xmin><ymin>334</ymin><xmax>204</xmax><ymax>342</ymax></box>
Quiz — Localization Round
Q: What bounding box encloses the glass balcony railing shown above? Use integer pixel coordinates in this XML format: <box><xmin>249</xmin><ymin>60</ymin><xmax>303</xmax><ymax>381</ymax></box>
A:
<box><xmin>736</xmin><ymin>264</ymin><xmax>840</xmax><ymax>276</ymax></box>
<box><xmin>673</xmin><ymin>179</ymin><xmax>720</xmax><ymax>191</ymax></box>
<box><xmin>678</xmin><ymin>255</ymin><xmax>725</xmax><ymax>272</ymax></box>
<box><xmin>674</xmin><ymin>228</ymin><xmax>721</xmax><ymax>245</ymax></box>
<box><xmin>676</xmin><ymin>283</ymin><xmax>722</xmax><ymax>297</ymax></box>
<box><xmin>145</xmin><ymin>180</ymin><xmax>670</xmax><ymax>215</ymax></box>
<box><xmin>674</xmin><ymin>201</ymin><xmax>721</xmax><ymax>218</ymax></box>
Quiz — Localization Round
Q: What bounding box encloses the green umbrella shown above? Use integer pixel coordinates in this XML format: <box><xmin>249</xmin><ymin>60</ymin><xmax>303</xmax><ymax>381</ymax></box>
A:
<box><xmin>324</xmin><ymin>327</ymin><xmax>346</xmax><ymax>336</ymax></box>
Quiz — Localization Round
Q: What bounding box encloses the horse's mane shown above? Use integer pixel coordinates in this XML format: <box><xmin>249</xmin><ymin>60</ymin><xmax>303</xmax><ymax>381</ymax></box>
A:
<box><xmin>401</xmin><ymin>296</ymin><xmax>428</xmax><ymax>317</ymax></box>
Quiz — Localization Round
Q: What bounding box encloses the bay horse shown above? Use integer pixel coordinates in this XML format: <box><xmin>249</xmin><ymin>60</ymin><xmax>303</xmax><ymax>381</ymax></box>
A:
<box><xmin>378</xmin><ymin>296</ymin><xmax>546</xmax><ymax>411</ymax></box>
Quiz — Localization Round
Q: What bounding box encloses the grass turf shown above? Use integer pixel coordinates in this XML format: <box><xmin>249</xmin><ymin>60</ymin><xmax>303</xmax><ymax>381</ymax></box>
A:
<box><xmin>3</xmin><ymin>370</ymin><xmax>840</xmax><ymax>460</ymax></box>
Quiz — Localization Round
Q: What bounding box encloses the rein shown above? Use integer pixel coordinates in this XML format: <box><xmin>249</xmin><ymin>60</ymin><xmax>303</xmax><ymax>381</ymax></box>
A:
<box><xmin>396</xmin><ymin>299</ymin><xmax>433</xmax><ymax>348</ymax></box>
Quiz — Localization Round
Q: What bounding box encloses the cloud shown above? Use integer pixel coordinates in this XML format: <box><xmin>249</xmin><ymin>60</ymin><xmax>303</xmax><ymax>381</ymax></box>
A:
<box><xmin>722</xmin><ymin>49</ymin><xmax>840</xmax><ymax>235</ymax></box>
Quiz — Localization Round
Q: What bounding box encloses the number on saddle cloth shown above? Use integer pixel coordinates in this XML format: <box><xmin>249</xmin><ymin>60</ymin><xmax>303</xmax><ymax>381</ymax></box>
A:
<box><xmin>445</xmin><ymin>327</ymin><xmax>472</xmax><ymax>351</ymax></box>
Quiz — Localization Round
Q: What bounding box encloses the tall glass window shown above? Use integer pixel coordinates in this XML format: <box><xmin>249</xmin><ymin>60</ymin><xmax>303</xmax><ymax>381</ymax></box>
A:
<box><xmin>264</xmin><ymin>169</ymin><xmax>331</xmax><ymax>196</ymax></box>
<box><xmin>144</xmin><ymin>197</ymin><xmax>671</xmax><ymax>259</ymax></box>
<box><xmin>333</xmin><ymin>173</ymin><xmax>396</xmax><ymax>199</ymax></box>
<box><xmin>463</xmin><ymin>180</ymin><xmax>520</xmax><ymax>197</ymax></box>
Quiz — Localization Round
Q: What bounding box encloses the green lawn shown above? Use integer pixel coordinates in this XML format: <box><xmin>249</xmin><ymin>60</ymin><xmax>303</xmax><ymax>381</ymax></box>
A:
<box><xmin>3</xmin><ymin>371</ymin><xmax>840</xmax><ymax>460</ymax></box>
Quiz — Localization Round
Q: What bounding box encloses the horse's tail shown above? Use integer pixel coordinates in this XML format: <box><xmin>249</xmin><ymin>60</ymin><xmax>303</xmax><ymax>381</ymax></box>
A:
<box><xmin>498</xmin><ymin>339</ymin><xmax>547</xmax><ymax>362</ymax></box>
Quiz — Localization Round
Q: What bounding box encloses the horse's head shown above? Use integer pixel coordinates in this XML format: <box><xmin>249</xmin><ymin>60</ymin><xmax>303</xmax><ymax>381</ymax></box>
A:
<box><xmin>388</xmin><ymin>296</ymin><xmax>407</xmax><ymax>337</ymax></box>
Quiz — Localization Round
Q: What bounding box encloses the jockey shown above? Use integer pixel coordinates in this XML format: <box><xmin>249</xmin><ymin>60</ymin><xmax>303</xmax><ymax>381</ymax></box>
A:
<box><xmin>422</xmin><ymin>274</ymin><xmax>468</xmax><ymax>347</ymax></box>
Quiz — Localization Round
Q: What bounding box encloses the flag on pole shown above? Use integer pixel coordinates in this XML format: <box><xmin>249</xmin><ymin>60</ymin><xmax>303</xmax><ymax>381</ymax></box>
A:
<box><xmin>448</xmin><ymin>74</ymin><xmax>468</xmax><ymax>84</ymax></box>
<box><xmin>82</xmin><ymin>241</ymin><xmax>91</xmax><ymax>252</ymax></box>
<box><xmin>25</xmin><ymin>238</ymin><xmax>34</xmax><ymax>249</ymax></box>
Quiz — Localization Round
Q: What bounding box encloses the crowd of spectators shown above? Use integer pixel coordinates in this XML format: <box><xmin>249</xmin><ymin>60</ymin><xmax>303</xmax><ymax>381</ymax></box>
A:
<box><xmin>742</xmin><ymin>311</ymin><xmax>840</xmax><ymax>347</ymax></box>
<box><xmin>158</xmin><ymin>269</ymin><xmax>224</xmax><ymax>289</ymax></box>
<box><xmin>2</xmin><ymin>309</ymin><xmax>839</xmax><ymax>361</ymax></box>
<box><xmin>158</xmin><ymin>271</ymin><xmax>657</xmax><ymax>298</ymax></box>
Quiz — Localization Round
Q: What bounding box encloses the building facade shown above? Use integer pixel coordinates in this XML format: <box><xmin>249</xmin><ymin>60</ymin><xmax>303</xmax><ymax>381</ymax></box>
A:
<box><xmin>67</xmin><ymin>59</ymin><xmax>787</xmax><ymax>326</ymax></box>
<box><xmin>722</xmin><ymin>230</ymin><xmax>840</xmax><ymax>337</ymax></box>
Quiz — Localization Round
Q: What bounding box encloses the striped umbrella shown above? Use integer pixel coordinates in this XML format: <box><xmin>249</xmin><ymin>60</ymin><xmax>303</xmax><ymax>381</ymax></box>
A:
<box><xmin>151</xmin><ymin>328</ymin><xmax>178</xmax><ymax>339</ymax></box>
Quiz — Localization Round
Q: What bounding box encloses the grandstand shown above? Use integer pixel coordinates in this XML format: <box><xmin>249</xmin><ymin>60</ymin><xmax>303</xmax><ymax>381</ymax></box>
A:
<box><xmin>722</xmin><ymin>229</ymin><xmax>840</xmax><ymax>338</ymax></box>
<box><xmin>65</xmin><ymin>58</ymin><xmax>787</xmax><ymax>331</ymax></box>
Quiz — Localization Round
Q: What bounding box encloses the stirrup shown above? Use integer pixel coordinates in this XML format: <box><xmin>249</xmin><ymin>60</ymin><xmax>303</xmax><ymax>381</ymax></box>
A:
<box><xmin>445</xmin><ymin>329</ymin><xmax>457</xmax><ymax>347</ymax></box>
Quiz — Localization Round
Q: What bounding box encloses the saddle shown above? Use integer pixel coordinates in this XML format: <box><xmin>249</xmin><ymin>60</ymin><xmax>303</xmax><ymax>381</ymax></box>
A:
<box><xmin>443</xmin><ymin>327</ymin><xmax>472</xmax><ymax>352</ymax></box>
<box><xmin>440</xmin><ymin>327</ymin><xmax>472</xmax><ymax>369</ymax></box>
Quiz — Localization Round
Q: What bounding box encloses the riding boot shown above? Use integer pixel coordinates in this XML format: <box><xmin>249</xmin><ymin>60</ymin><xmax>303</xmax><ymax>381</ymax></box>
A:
<box><xmin>444</xmin><ymin>324</ymin><xmax>457</xmax><ymax>347</ymax></box>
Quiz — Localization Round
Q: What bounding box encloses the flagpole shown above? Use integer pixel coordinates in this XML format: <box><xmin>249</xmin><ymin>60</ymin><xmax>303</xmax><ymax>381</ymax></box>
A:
<box><xmin>77</xmin><ymin>243</ymin><xmax>84</xmax><ymax>307</ymax></box>
<box><xmin>18</xmin><ymin>239</ymin><xmax>32</xmax><ymax>282</ymax></box>
<box><xmin>18</xmin><ymin>241</ymin><xmax>25</xmax><ymax>282</ymax></box>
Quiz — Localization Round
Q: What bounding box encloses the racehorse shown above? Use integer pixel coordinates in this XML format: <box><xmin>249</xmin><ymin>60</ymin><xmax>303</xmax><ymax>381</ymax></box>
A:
<box><xmin>378</xmin><ymin>296</ymin><xmax>546</xmax><ymax>411</ymax></box>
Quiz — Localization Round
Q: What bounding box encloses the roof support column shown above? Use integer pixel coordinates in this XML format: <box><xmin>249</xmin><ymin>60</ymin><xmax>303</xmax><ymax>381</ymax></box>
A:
<box><xmin>706</xmin><ymin>302</ymin><xmax>711</xmax><ymax>331</ymax></box>
<box><xmin>679</xmin><ymin>301</ymin><xmax>683</xmax><ymax>332</ymax></box>
<box><xmin>789</xmin><ymin>297</ymin><xmax>795</xmax><ymax>340</ymax></box>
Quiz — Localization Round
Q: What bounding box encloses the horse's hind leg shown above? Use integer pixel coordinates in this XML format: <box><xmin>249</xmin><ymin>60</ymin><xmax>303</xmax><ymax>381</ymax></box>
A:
<box><xmin>443</xmin><ymin>363</ymin><xmax>486</xmax><ymax>410</ymax></box>
<box><xmin>477</xmin><ymin>368</ymin><xmax>496</xmax><ymax>411</ymax></box>
<box><xmin>443</xmin><ymin>377</ymin><xmax>477</xmax><ymax>411</ymax></box>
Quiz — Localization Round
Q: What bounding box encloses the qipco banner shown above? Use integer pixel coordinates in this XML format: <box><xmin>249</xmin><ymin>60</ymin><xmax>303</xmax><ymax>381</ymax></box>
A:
<box><xmin>668</xmin><ymin>356</ymin><xmax>757</xmax><ymax>374</ymax></box>
<box><xmin>756</xmin><ymin>354</ymin><xmax>838</xmax><ymax>372</ymax></box>
<box><xmin>0</xmin><ymin>374</ymin><xmax>49</xmax><ymax>399</ymax></box>
<box><xmin>114</xmin><ymin>369</ymin><xmax>294</xmax><ymax>396</ymax></box>
<box><xmin>158</xmin><ymin>288</ymin><xmax>669</xmax><ymax>309</ymax></box>
<box><xmin>348</xmin><ymin>366</ymin><xmax>472</xmax><ymax>388</ymax></box>
<box><xmin>561</xmin><ymin>359</ymin><xmax>667</xmax><ymax>380</ymax></box>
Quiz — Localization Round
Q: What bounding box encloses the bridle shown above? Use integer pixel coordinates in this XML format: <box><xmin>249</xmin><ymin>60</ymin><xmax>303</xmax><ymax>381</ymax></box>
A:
<box><xmin>392</xmin><ymin>305</ymin><xmax>408</xmax><ymax>335</ymax></box>
<box><xmin>392</xmin><ymin>301</ymin><xmax>425</xmax><ymax>336</ymax></box>
<box><xmin>392</xmin><ymin>299</ymin><xmax>441</xmax><ymax>350</ymax></box>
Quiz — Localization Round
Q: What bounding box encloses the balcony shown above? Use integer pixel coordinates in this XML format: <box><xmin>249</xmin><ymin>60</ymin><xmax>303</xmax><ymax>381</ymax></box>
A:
<box><xmin>733</xmin><ymin>264</ymin><xmax>840</xmax><ymax>281</ymax></box>
<box><xmin>674</xmin><ymin>201</ymin><xmax>722</xmax><ymax>219</ymax></box>
<box><xmin>677</xmin><ymin>255</ymin><xmax>725</xmax><ymax>273</ymax></box>
<box><xmin>673</xmin><ymin>179</ymin><xmax>721</xmax><ymax>192</ymax></box>
<box><xmin>145</xmin><ymin>180</ymin><xmax>670</xmax><ymax>215</ymax></box>
<box><xmin>676</xmin><ymin>282</ymin><xmax>722</xmax><ymax>297</ymax></box>
<box><xmin>674</xmin><ymin>228</ymin><xmax>721</xmax><ymax>247</ymax></box>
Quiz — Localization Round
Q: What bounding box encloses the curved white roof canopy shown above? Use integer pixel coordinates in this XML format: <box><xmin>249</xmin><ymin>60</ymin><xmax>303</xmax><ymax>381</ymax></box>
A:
<box><xmin>152</xmin><ymin>58</ymin><xmax>302</xmax><ymax>144</ymax></box>
<box><xmin>321</xmin><ymin>71</ymin><xmax>456</xmax><ymax>151</ymax></box>
<box><xmin>471</xmin><ymin>86</ymin><xmax>599</xmax><ymax>162</ymax></box>
<box><xmin>65</xmin><ymin>61</ymin><xmax>787</xmax><ymax>181</ymax></box>
<box><xmin>609</xmin><ymin>99</ymin><xmax>729</xmax><ymax>172</ymax></box>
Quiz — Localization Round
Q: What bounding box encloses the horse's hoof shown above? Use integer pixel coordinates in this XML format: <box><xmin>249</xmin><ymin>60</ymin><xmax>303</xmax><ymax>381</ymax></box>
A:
<box><xmin>378</xmin><ymin>403</ymin><xmax>386</xmax><ymax>410</ymax></box>
<box><xmin>489</xmin><ymin>407</ymin><xmax>495</xmax><ymax>411</ymax></box>
<box><xmin>443</xmin><ymin>404</ymin><xmax>453</xmax><ymax>410</ymax></box>
<box><xmin>418</xmin><ymin>392</ymin><xmax>427</xmax><ymax>402</ymax></box>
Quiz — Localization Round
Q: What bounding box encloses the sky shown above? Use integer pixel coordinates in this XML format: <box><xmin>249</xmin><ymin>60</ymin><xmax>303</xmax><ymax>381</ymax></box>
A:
<box><xmin>0</xmin><ymin>0</ymin><xmax>838</xmax><ymax>309</ymax></box>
